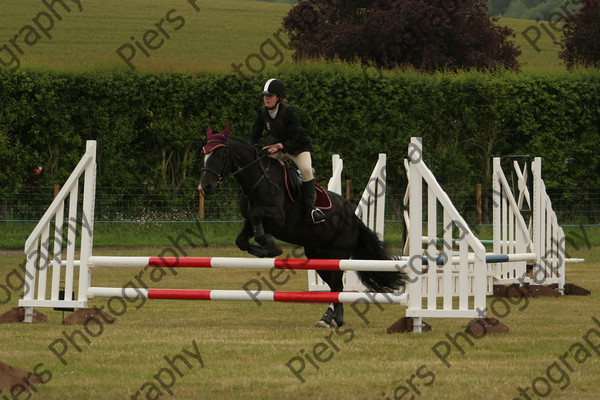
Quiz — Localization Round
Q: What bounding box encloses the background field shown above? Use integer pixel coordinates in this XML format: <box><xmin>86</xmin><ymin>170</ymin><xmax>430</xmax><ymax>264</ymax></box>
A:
<box><xmin>2</xmin><ymin>1</ymin><xmax>599</xmax><ymax>399</ymax></box>
<box><xmin>0</xmin><ymin>0</ymin><xmax>293</xmax><ymax>71</ymax></box>
<box><xmin>0</xmin><ymin>0</ymin><xmax>566</xmax><ymax>71</ymax></box>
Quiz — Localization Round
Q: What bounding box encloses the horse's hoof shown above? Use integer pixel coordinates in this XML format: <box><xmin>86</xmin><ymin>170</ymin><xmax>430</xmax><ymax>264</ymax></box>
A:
<box><xmin>267</xmin><ymin>247</ymin><xmax>283</xmax><ymax>257</ymax></box>
<box><xmin>330</xmin><ymin>319</ymin><xmax>339</xmax><ymax>328</ymax></box>
<box><xmin>250</xmin><ymin>250</ymin><xmax>267</xmax><ymax>258</ymax></box>
<box><xmin>314</xmin><ymin>320</ymin><xmax>331</xmax><ymax>328</ymax></box>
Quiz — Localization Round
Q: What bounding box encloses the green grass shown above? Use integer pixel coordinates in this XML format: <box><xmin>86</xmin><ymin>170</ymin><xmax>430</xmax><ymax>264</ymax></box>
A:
<box><xmin>1</xmin><ymin>2</ymin><xmax>596</xmax><ymax>399</ymax></box>
<box><xmin>502</xmin><ymin>17</ymin><xmax>566</xmax><ymax>71</ymax></box>
<box><xmin>3</xmin><ymin>220</ymin><xmax>600</xmax><ymax>254</ymax></box>
<box><xmin>0</xmin><ymin>0</ymin><xmax>293</xmax><ymax>72</ymax></box>
<box><xmin>1</xmin><ymin>246</ymin><xmax>599</xmax><ymax>399</ymax></box>
<box><xmin>0</xmin><ymin>1</ymin><xmax>566</xmax><ymax>72</ymax></box>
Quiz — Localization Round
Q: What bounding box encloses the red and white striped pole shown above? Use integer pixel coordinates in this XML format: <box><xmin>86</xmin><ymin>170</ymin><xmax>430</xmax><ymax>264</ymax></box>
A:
<box><xmin>87</xmin><ymin>287</ymin><xmax>408</xmax><ymax>304</ymax></box>
<box><xmin>88</xmin><ymin>256</ymin><xmax>408</xmax><ymax>271</ymax></box>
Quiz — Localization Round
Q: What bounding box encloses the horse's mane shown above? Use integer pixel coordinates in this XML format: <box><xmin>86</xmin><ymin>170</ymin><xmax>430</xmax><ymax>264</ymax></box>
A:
<box><xmin>227</xmin><ymin>136</ymin><xmax>257</xmax><ymax>157</ymax></box>
<box><xmin>227</xmin><ymin>136</ymin><xmax>250</xmax><ymax>147</ymax></box>
<box><xmin>227</xmin><ymin>136</ymin><xmax>275</xmax><ymax>163</ymax></box>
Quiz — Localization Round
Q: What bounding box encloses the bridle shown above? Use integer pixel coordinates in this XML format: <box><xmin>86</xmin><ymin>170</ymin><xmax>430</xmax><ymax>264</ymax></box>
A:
<box><xmin>201</xmin><ymin>140</ymin><xmax>278</xmax><ymax>195</ymax></box>
<box><xmin>201</xmin><ymin>140</ymin><xmax>230</xmax><ymax>187</ymax></box>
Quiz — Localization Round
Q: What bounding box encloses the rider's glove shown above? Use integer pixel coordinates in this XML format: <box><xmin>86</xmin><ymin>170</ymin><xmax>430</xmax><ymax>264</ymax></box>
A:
<box><xmin>262</xmin><ymin>143</ymin><xmax>283</xmax><ymax>154</ymax></box>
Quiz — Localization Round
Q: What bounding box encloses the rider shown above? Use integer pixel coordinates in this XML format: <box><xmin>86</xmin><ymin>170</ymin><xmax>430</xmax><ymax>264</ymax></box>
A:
<box><xmin>248</xmin><ymin>78</ymin><xmax>326</xmax><ymax>224</ymax></box>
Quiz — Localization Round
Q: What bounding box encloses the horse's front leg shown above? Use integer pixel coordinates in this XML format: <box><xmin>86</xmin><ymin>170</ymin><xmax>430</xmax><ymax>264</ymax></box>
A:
<box><xmin>236</xmin><ymin>219</ymin><xmax>255</xmax><ymax>251</ymax></box>
<box><xmin>248</xmin><ymin>206</ymin><xmax>283</xmax><ymax>258</ymax></box>
<box><xmin>235</xmin><ymin>219</ymin><xmax>274</xmax><ymax>258</ymax></box>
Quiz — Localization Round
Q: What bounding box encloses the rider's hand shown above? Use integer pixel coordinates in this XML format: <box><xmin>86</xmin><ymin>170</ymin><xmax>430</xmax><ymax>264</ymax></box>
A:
<box><xmin>263</xmin><ymin>143</ymin><xmax>283</xmax><ymax>154</ymax></box>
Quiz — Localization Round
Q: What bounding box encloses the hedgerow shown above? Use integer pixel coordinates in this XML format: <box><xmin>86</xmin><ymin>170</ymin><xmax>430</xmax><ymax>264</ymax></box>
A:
<box><xmin>1</xmin><ymin>64</ymin><xmax>598</xmax><ymax>218</ymax></box>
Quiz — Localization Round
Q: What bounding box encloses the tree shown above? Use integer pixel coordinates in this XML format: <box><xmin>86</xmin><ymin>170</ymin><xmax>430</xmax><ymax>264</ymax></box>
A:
<box><xmin>283</xmin><ymin>0</ymin><xmax>521</xmax><ymax>71</ymax></box>
<box><xmin>558</xmin><ymin>0</ymin><xmax>600</xmax><ymax>69</ymax></box>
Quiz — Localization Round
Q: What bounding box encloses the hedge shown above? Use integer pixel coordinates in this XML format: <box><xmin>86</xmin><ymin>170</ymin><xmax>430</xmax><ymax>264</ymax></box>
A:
<box><xmin>1</xmin><ymin>64</ymin><xmax>599</xmax><ymax>220</ymax></box>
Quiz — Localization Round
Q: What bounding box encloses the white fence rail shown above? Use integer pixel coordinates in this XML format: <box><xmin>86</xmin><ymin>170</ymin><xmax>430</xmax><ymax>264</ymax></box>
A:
<box><xmin>19</xmin><ymin>141</ymin><xmax>96</xmax><ymax>322</ymax></box>
<box><xmin>406</xmin><ymin>138</ymin><xmax>489</xmax><ymax>332</ymax></box>
<box><xmin>493</xmin><ymin>157</ymin><xmax>566</xmax><ymax>292</ymax></box>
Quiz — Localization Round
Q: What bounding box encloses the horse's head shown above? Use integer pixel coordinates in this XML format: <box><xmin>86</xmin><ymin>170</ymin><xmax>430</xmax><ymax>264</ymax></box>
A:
<box><xmin>198</xmin><ymin>124</ymin><xmax>231</xmax><ymax>196</ymax></box>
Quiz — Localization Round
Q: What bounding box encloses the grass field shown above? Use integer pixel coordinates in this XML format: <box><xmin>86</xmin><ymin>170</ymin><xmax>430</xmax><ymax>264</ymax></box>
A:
<box><xmin>2</xmin><ymin>1</ymin><xmax>598</xmax><ymax>399</ymax></box>
<box><xmin>0</xmin><ymin>0</ymin><xmax>567</xmax><ymax>72</ymax></box>
<box><xmin>1</xmin><ymin>245</ymin><xmax>599</xmax><ymax>399</ymax></box>
<box><xmin>0</xmin><ymin>0</ymin><xmax>293</xmax><ymax>71</ymax></box>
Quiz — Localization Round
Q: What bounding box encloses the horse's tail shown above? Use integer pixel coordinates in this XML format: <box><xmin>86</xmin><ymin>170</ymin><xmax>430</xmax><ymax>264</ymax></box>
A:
<box><xmin>353</xmin><ymin>217</ymin><xmax>407</xmax><ymax>292</ymax></box>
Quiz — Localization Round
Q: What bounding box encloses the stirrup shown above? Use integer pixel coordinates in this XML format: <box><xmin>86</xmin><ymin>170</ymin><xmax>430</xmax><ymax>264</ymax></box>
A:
<box><xmin>310</xmin><ymin>208</ymin><xmax>326</xmax><ymax>224</ymax></box>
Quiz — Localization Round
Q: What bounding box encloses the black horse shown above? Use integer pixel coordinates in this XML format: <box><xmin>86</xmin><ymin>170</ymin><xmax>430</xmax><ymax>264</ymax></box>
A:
<box><xmin>198</xmin><ymin>126</ymin><xmax>406</xmax><ymax>328</ymax></box>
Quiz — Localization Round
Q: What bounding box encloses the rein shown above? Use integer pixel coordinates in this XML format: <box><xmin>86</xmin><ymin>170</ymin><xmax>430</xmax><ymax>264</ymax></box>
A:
<box><xmin>231</xmin><ymin>148</ymin><xmax>270</xmax><ymax>177</ymax></box>
<box><xmin>202</xmin><ymin>140</ymin><xmax>279</xmax><ymax>196</ymax></box>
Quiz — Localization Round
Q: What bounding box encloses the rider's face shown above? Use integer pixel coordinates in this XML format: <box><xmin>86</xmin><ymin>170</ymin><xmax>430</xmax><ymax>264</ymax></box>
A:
<box><xmin>263</xmin><ymin>94</ymin><xmax>279</xmax><ymax>109</ymax></box>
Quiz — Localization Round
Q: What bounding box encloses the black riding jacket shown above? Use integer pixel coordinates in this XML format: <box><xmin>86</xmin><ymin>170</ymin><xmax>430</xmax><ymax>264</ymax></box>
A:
<box><xmin>248</xmin><ymin>103</ymin><xmax>313</xmax><ymax>155</ymax></box>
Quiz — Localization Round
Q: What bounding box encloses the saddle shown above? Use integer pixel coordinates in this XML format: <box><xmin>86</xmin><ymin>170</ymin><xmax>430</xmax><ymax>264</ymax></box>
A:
<box><xmin>282</xmin><ymin>166</ymin><xmax>332</xmax><ymax>210</ymax></box>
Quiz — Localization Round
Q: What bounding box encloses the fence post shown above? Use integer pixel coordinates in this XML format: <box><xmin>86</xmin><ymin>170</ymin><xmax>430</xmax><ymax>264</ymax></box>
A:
<box><xmin>199</xmin><ymin>193</ymin><xmax>205</xmax><ymax>220</ymax></box>
<box><xmin>476</xmin><ymin>183</ymin><xmax>482</xmax><ymax>224</ymax></box>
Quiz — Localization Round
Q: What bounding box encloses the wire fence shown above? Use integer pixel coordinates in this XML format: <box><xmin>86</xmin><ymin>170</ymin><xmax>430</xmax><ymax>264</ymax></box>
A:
<box><xmin>2</xmin><ymin>184</ymin><xmax>600</xmax><ymax>226</ymax></box>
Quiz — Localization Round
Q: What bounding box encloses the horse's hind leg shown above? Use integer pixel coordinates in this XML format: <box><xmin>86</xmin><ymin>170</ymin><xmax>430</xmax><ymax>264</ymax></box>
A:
<box><xmin>332</xmin><ymin>302</ymin><xmax>344</xmax><ymax>327</ymax></box>
<box><xmin>313</xmin><ymin>270</ymin><xmax>344</xmax><ymax>328</ymax></box>
<box><xmin>306</xmin><ymin>247</ymin><xmax>345</xmax><ymax>328</ymax></box>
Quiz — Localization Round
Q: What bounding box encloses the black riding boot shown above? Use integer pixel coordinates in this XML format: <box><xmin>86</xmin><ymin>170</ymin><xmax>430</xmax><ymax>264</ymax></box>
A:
<box><xmin>302</xmin><ymin>179</ymin><xmax>326</xmax><ymax>224</ymax></box>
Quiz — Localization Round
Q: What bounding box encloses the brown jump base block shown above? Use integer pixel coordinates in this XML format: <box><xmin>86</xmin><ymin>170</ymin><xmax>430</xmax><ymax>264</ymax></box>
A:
<box><xmin>62</xmin><ymin>307</ymin><xmax>115</xmax><ymax>325</ymax></box>
<box><xmin>0</xmin><ymin>307</ymin><xmax>47</xmax><ymax>324</ymax></box>
<box><xmin>0</xmin><ymin>307</ymin><xmax>115</xmax><ymax>325</ymax></box>
<box><xmin>387</xmin><ymin>317</ymin><xmax>508</xmax><ymax>336</ymax></box>
<box><xmin>465</xmin><ymin>318</ymin><xmax>509</xmax><ymax>336</ymax></box>
<box><xmin>493</xmin><ymin>284</ymin><xmax>559</xmax><ymax>298</ymax></box>
<box><xmin>551</xmin><ymin>283</ymin><xmax>591</xmax><ymax>296</ymax></box>
<box><xmin>386</xmin><ymin>317</ymin><xmax>432</xmax><ymax>334</ymax></box>
<box><xmin>0</xmin><ymin>361</ymin><xmax>42</xmax><ymax>392</ymax></box>
<box><xmin>492</xmin><ymin>283</ymin><xmax>590</xmax><ymax>298</ymax></box>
